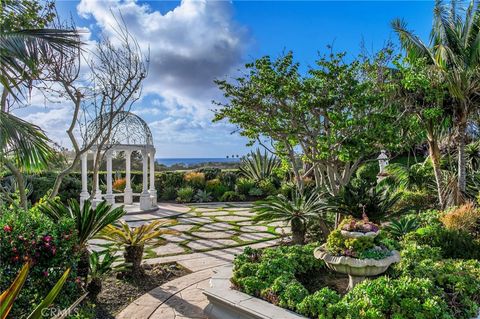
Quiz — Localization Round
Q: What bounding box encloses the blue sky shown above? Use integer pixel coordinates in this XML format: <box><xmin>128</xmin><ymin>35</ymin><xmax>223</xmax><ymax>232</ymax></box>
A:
<box><xmin>30</xmin><ymin>1</ymin><xmax>434</xmax><ymax>158</ymax></box>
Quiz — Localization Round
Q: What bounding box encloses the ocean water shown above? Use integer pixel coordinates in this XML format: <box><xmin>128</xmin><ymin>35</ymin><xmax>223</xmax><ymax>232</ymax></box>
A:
<box><xmin>156</xmin><ymin>158</ymin><xmax>240</xmax><ymax>167</ymax></box>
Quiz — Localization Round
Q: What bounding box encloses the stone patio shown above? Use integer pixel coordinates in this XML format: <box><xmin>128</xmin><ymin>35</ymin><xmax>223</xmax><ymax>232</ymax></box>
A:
<box><xmin>108</xmin><ymin>202</ymin><xmax>290</xmax><ymax>319</ymax></box>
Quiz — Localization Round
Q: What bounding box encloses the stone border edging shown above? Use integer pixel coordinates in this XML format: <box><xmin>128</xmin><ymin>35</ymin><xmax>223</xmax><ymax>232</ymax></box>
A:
<box><xmin>203</xmin><ymin>266</ymin><xmax>306</xmax><ymax>319</ymax></box>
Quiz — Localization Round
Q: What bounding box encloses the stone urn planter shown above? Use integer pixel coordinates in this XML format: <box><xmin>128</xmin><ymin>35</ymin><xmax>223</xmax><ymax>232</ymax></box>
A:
<box><xmin>314</xmin><ymin>244</ymin><xmax>400</xmax><ymax>290</ymax></box>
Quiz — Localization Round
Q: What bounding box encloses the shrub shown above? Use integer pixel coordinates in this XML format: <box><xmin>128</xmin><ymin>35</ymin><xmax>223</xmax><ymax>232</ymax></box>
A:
<box><xmin>332</xmin><ymin>276</ymin><xmax>450</xmax><ymax>319</ymax></box>
<box><xmin>384</xmin><ymin>216</ymin><xmax>419</xmax><ymax>240</ymax></box>
<box><xmin>404</xmin><ymin>224</ymin><xmax>480</xmax><ymax>260</ymax></box>
<box><xmin>235</xmin><ymin>178</ymin><xmax>255</xmax><ymax>196</ymax></box>
<box><xmin>0</xmin><ymin>207</ymin><xmax>81</xmax><ymax>318</ymax></box>
<box><xmin>440</xmin><ymin>202</ymin><xmax>480</xmax><ymax>239</ymax></box>
<box><xmin>393</xmin><ymin>189</ymin><xmax>436</xmax><ymax>213</ymax></box>
<box><xmin>220</xmin><ymin>191</ymin><xmax>245</xmax><ymax>202</ymax></box>
<box><xmin>176</xmin><ymin>186</ymin><xmax>195</xmax><ymax>203</ymax></box>
<box><xmin>197</xmin><ymin>167</ymin><xmax>221</xmax><ymax>180</ymax></box>
<box><xmin>29</xmin><ymin>172</ymin><xmax>82</xmax><ymax>204</ymax></box>
<box><xmin>219</xmin><ymin>171</ymin><xmax>237</xmax><ymax>189</ymax></box>
<box><xmin>297</xmin><ymin>288</ymin><xmax>340</xmax><ymax>318</ymax></box>
<box><xmin>184</xmin><ymin>172</ymin><xmax>205</xmax><ymax>189</ymax></box>
<box><xmin>248</xmin><ymin>187</ymin><xmax>263</xmax><ymax>197</ymax></box>
<box><xmin>355</xmin><ymin>161</ymin><xmax>379</xmax><ymax>184</ymax></box>
<box><xmin>161</xmin><ymin>186</ymin><xmax>177</xmax><ymax>200</ymax></box>
<box><xmin>205</xmin><ymin>179</ymin><xmax>229</xmax><ymax>200</ymax></box>
<box><xmin>258</xmin><ymin>179</ymin><xmax>277</xmax><ymax>196</ymax></box>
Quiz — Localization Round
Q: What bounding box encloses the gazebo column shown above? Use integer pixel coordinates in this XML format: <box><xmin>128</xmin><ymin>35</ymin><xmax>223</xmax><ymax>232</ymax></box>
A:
<box><xmin>140</xmin><ymin>149</ymin><xmax>151</xmax><ymax>210</ymax></box>
<box><xmin>124</xmin><ymin>150</ymin><xmax>133</xmax><ymax>205</ymax></box>
<box><xmin>94</xmin><ymin>150</ymin><xmax>102</xmax><ymax>201</ymax></box>
<box><xmin>79</xmin><ymin>153</ymin><xmax>89</xmax><ymax>206</ymax></box>
<box><xmin>105</xmin><ymin>151</ymin><xmax>114</xmax><ymax>204</ymax></box>
<box><xmin>149</xmin><ymin>149</ymin><xmax>157</xmax><ymax>205</ymax></box>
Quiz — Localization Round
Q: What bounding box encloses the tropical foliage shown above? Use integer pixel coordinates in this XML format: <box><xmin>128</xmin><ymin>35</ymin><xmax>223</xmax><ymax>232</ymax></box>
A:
<box><xmin>239</xmin><ymin>149</ymin><xmax>280</xmax><ymax>182</ymax></box>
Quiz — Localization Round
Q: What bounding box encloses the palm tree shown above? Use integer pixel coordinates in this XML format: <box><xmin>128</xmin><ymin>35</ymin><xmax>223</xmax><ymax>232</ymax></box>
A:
<box><xmin>0</xmin><ymin>1</ymin><xmax>80</xmax><ymax>207</ymax></box>
<box><xmin>392</xmin><ymin>0</ymin><xmax>480</xmax><ymax>203</ymax></box>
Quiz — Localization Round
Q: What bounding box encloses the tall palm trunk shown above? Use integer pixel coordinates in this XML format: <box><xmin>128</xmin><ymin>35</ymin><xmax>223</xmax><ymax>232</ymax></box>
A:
<box><xmin>426</xmin><ymin>131</ymin><xmax>445</xmax><ymax>208</ymax></box>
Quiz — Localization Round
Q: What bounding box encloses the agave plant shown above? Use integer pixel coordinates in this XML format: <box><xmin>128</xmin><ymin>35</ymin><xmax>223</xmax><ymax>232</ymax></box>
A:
<box><xmin>253</xmin><ymin>191</ymin><xmax>327</xmax><ymax>244</ymax></box>
<box><xmin>0</xmin><ymin>262</ymin><xmax>74</xmax><ymax>319</ymax></box>
<box><xmin>239</xmin><ymin>149</ymin><xmax>280</xmax><ymax>182</ymax></box>
<box><xmin>194</xmin><ymin>189</ymin><xmax>212</xmax><ymax>203</ymax></box>
<box><xmin>38</xmin><ymin>199</ymin><xmax>125</xmax><ymax>278</ymax></box>
<box><xmin>87</xmin><ymin>250</ymin><xmax>122</xmax><ymax>301</ymax></box>
<box><xmin>99</xmin><ymin>220</ymin><xmax>177</xmax><ymax>276</ymax></box>
<box><xmin>385</xmin><ymin>216</ymin><xmax>419</xmax><ymax>240</ymax></box>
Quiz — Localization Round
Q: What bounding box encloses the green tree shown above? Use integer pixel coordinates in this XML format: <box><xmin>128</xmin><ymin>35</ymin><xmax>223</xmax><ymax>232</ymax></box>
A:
<box><xmin>391</xmin><ymin>57</ymin><xmax>450</xmax><ymax>207</ymax></box>
<box><xmin>393</xmin><ymin>0</ymin><xmax>480</xmax><ymax>202</ymax></box>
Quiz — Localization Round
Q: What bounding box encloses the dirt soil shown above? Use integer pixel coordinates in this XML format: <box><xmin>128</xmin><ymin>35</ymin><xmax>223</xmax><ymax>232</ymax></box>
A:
<box><xmin>93</xmin><ymin>262</ymin><xmax>190</xmax><ymax>318</ymax></box>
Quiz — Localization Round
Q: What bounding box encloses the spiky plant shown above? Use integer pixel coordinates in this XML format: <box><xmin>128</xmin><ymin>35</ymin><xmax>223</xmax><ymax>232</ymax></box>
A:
<box><xmin>99</xmin><ymin>220</ymin><xmax>177</xmax><ymax>276</ymax></box>
<box><xmin>239</xmin><ymin>149</ymin><xmax>280</xmax><ymax>182</ymax></box>
<box><xmin>38</xmin><ymin>199</ymin><xmax>125</xmax><ymax>278</ymax></box>
<box><xmin>87</xmin><ymin>250</ymin><xmax>122</xmax><ymax>301</ymax></box>
<box><xmin>253</xmin><ymin>192</ymin><xmax>327</xmax><ymax>244</ymax></box>
<box><xmin>385</xmin><ymin>216</ymin><xmax>419</xmax><ymax>240</ymax></box>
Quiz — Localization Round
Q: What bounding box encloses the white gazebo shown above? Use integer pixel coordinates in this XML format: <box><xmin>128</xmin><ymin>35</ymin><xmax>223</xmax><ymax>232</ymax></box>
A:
<box><xmin>79</xmin><ymin>111</ymin><xmax>157</xmax><ymax>211</ymax></box>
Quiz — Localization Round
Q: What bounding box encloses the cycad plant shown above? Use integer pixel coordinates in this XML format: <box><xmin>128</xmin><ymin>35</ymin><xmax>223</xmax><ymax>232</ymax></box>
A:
<box><xmin>99</xmin><ymin>220</ymin><xmax>176</xmax><ymax>276</ymax></box>
<box><xmin>87</xmin><ymin>250</ymin><xmax>121</xmax><ymax>301</ymax></box>
<box><xmin>239</xmin><ymin>149</ymin><xmax>280</xmax><ymax>182</ymax></box>
<box><xmin>38</xmin><ymin>199</ymin><xmax>125</xmax><ymax>277</ymax></box>
<box><xmin>253</xmin><ymin>191</ymin><xmax>327</xmax><ymax>244</ymax></box>
<box><xmin>385</xmin><ymin>216</ymin><xmax>419</xmax><ymax>240</ymax></box>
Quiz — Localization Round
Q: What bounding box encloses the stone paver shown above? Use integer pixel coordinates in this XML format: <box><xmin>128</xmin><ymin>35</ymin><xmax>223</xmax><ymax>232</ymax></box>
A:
<box><xmin>238</xmin><ymin>232</ymin><xmax>277</xmax><ymax>242</ymax></box>
<box><xmin>197</xmin><ymin>222</ymin><xmax>235</xmax><ymax>232</ymax></box>
<box><xmin>152</xmin><ymin>243</ymin><xmax>186</xmax><ymax>255</ymax></box>
<box><xmin>200</xmin><ymin>211</ymin><xmax>230</xmax><ymax>216</ymax></box>
<box><xmin>240</xmin><ymin>225</ymin><xmax>269</xmax><ymax>232</ymax></box>
<box><xmin>193</xmin><ymin>231</ymin><xmax>237</xmax><ymax>239</ymax></box>
<box><xmin>214</xmin><ymin>215</ymin><xmax>249</xmax><ymax>222</ymax></box>
<box><xmin>187</xmin><ymin>239</ymin><xmax>238</xmax><ymax>251</ymax></box>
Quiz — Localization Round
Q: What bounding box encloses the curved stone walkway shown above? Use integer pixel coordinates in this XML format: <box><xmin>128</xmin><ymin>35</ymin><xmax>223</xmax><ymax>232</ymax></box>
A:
<box><xmin>103</xmin><ymin>202</ymin><xmax>290</xmax><ymax>319</ymax></box>
<box><xmin>116</xmin><ymin>239</ymin><xmax>281</xmax><ymax>319</ymax></box>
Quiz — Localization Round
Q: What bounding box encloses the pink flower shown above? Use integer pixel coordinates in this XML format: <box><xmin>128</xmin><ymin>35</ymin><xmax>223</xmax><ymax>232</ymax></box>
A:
<box><xmin>51</xmin><ymin>246</ymin><xmax>57</xmax><ymax>255</ymax></box>
<box><xmin>3</xmin><ymin>225</ymin><xmax>11</xmax><ymax>232</ymax></box>
<box><xmin>43</xmin><ymin>235</ymin><xmax>52</xmax><ymax>242</ymax></box>
<box><xmin>43</xmin><ymin>270</ymin><xmax>49</xmax><ymax>277</ymax></box>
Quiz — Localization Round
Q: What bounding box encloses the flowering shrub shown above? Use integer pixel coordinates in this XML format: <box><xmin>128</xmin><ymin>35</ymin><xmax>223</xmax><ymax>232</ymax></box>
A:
<box><xmin>113</xmin><ymin>178</ymin><xmax>126</xmax><ymax>192</ymax></box>
<box><xmin>184</xmin><ymin>172</ymin><xmax>206</xmax><ymax>189</ymax></box>
<box><xmin>0</xmin><ymin>207</ymin><xmax>81</xmax><ymax>317</ymax></box>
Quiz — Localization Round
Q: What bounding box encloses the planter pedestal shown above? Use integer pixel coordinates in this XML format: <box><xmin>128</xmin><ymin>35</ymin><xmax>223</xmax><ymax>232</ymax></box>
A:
<box><xmin>314</xmin><ymin>244</ymin><xmax>400</xmax><ymax>290</ymax></box>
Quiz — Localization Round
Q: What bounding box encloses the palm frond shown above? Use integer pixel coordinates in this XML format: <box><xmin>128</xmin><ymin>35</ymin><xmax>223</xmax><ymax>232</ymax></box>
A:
<box><xmin>0</xmin><ymin>111</ymin><xmax>55</xmax><ymax>172</ymax></box>
<box><xmin>239</xmin><ymin>149</ymin><xmax>280</xmax><ymax>182</ymax></box>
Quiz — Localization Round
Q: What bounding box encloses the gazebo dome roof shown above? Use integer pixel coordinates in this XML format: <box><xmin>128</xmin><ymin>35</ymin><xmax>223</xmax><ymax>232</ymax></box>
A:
<box><xmin>86</xmin><ymin>111</ymin><xmax>153</xmax><ymax>147</ymax></box>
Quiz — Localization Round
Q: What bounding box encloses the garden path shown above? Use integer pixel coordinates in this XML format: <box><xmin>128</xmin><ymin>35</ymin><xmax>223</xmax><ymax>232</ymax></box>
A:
<box><xmin>91</xmin><ymin>202</ymin><xmax>290</xmax><ymax>260</ymax></box>
<box><xmin>89</xmin><ymin>202</ymin><xmax>289</xmax><ymax>319</ymax></box>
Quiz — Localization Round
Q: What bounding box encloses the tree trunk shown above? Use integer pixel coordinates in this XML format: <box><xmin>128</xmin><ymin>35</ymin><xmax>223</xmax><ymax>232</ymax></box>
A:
<box><xmin>87</xmin><ymin>277</ymin><xmax>102</xmax><ymax>301</ymax></box>
<box><xmin>456</xmin><ymin>115</ymin><xmax>467</xmax><ymax>204</ymax></box>
<box><xmin>291</xmin><ymin>219</ymin><xmax>305</xmax><ymax>245</ymax></box>
<box><xmin>77</xmin><ymin>248</ymin><xmax>90</xmax><ymax>280</ymax></box>
<box><xmin>4</xmin><ymin>160</ymin><xmax>27</xmax><ymax>209</ymax></box>
<box><xmin>426</xmin><ymin>133</ymin><xmax>445</xmax><ymax>208</ymax></box>
<box><xmin>125</xmin><ymin>245</ymin><xmax>144</xmax><ymax>276</ymax></box>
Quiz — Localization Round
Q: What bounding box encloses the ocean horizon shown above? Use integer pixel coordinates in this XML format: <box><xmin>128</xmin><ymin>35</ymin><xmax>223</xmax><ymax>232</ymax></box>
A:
<box><xmin>156</xmin><ymin>157</ymin><xmax>240</xmax><ymax>167</ymax></box>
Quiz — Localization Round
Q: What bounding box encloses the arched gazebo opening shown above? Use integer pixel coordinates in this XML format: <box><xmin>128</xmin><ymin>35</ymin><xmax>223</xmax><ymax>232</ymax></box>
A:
<box><xmin>79</xmin><ymin>111</ymin><xmax>156</xmax><ymax>211</ymax></box>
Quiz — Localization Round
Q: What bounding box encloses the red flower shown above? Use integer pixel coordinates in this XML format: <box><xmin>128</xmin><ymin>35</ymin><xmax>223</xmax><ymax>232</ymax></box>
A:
<box><xmin>3</xmin><ymin>225</ymin><xmax>11</xmax><ymax>232</ymax></box>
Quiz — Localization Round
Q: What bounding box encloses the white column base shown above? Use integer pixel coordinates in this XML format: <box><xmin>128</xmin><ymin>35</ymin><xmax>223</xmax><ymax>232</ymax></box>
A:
<box><xmin>140</xmin><ymin>192</ymin><xmax>152</xmax><ymax>210</ymax></box>
<box><xmin>104</xmin><ymin>194</ymin><xmax>114</xmax><ymax>204</ymax></box>
<box><xmin>80</xmin><ymin>191</ymin><xmax>90</xmax><ymax>209</ymax></box>
<box><xmin>124</xmin><ymin>188</ymin><xmax>133</xmax><ymax>205</ymax></box>
<box><xmin>149</xmin><ymin>189</ymin><xmax>157</xmax><ymax>206</ymax></box>
<box><xmin>94</xmin><ymin>190</ymin><xmax>102</xmax><ymax>200</ymax></box>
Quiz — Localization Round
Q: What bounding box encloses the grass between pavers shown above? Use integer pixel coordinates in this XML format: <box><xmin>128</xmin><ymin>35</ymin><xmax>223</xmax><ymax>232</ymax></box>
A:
<box><xmin>111</xmin><ymin>203</ymin><xmax>291</xmax><ymax>260</ymax></box>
